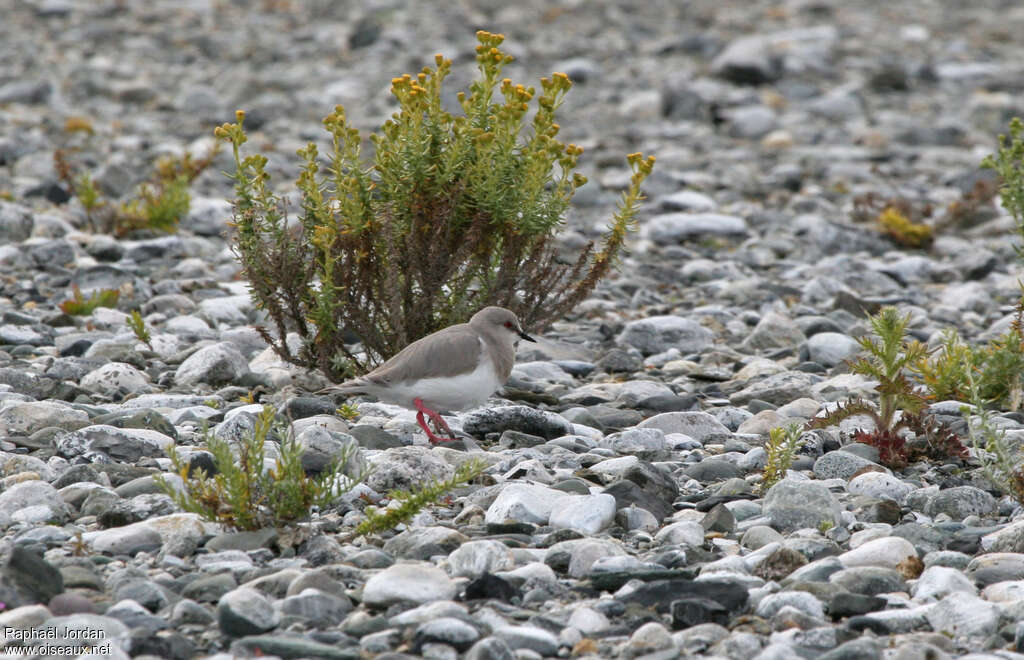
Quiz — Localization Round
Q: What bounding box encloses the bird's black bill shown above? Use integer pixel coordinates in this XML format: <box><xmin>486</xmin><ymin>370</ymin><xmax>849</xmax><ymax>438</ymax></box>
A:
<box><xmin>519</xmin><ymin>330</ymin><xmax>536</xmax><ymax>342</ymax></box>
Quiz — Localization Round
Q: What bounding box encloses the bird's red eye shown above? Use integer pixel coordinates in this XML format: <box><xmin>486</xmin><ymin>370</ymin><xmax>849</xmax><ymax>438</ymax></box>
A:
<box><xmin>504</xmin><ymin>321</ymin><xmax>513</xmax><ymax>328</ymax></box>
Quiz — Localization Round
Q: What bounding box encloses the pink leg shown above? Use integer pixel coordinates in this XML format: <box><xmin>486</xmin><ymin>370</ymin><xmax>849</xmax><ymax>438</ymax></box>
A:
<box><xmin>414</xmin><ymin>398</ymin><xmax>455</xmax><ymax>444</ymax></box>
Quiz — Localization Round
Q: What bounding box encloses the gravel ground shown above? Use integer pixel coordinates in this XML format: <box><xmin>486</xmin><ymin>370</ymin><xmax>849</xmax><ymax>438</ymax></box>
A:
<box><xmin>3</xmin><ymin>1</ymin><xmax>1024</xmax><ymax>659</ymax></box>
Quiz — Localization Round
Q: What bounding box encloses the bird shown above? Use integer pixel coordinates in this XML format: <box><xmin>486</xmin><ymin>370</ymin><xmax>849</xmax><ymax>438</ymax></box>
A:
<box><xmin>322</xmin><ymin>307</ymin><xmax>535</xmax><ymax>443</ymax></box>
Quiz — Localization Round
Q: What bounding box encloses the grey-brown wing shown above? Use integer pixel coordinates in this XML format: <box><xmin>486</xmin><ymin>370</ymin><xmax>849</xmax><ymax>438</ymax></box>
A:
<box><xmin>363</xmin><ymin>324</ymin><xmax>483</xmax><ymax>385</ymax></box>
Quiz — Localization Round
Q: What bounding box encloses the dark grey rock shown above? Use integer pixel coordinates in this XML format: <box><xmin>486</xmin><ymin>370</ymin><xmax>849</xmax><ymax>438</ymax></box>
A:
<box><xmin>682</xmin><ymin>457</ymin><xmax>741</xmax><ymax>482</ymax></box>
<box><xmin>602</xmin><ymin>462</ymin><xmax>679</xmax><ymax>521</ymax></box>
<box><xmin>182</xmin><ymin>573</ymin><xmax>238</xmax><ymax>603</ymax></box>
<box><xmin>618</xmin><ymin>578</ymin><xmax>748</xmax><ymax>615</ymax></box>
<box><xmin>461</xmin><ymin>406</ymin><xmax>572</xmax><ymax>440</ymax></box>
<box><xmin>0</xmin><ymin>546</ymin><xmax>64</xmax><ymax>609</ymax></box>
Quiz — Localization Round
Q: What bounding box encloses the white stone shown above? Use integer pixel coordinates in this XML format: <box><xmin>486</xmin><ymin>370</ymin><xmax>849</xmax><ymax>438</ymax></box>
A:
<box><xmin>362</xmin><ymin>563</ymin><xmax>457</xmax><ymax>607</ymax></box>
<box><xmin>840</xmin><ymin>536</ymin><xmax>918</xmax><ymax>571</ymax></box>
<box><xmin>925</xmin><ymin>592</ymin><xmax>1000</xmax><ymax>638</ymax></box>
<box><xmin>566</xmin><ymin>606</ymin><xmax>610</xmax><ymax>635</ymax></box>
<box><xmin>848</xmin><ymin>472</ymin><xmax>914</xmax><ymax>502</ymax></box>
<box><xmin>447</xmin><ymin>540</ymin><xmax>515</xmax><ymax>579</ymax></box>
<box><xmin>912</xmin><ymin>565</ymin><xmax>977</xmax><ymax>602</ymax></box>
<box><xmin>549</xmin><ymin>493</ymin><xmax>616</xmax><ymax>535</ymax></box>
<box><xmin>654</xmin><ymin>520</ymin><xmax>705</xmax><ymax>547</ymax></box>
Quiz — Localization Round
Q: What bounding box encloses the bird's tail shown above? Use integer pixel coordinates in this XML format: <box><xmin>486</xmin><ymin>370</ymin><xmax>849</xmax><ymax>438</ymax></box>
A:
<box><xmin>315</xmin><ymin>380</ymin><xmax>367</xmax><ymax>397</ymax></box>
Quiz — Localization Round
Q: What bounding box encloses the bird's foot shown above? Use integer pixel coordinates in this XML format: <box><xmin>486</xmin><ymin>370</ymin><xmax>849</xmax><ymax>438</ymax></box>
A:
<box><xmin>413</xmin><ymin>397</ymin><xmax>457</xmax><ymax>444</ymax></box>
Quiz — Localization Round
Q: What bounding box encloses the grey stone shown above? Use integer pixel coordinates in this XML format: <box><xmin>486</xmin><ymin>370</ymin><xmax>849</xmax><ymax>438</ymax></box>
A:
<box><xmin>491</xmin><ymin>624</ymin><xmax>558</xmax><ymax>657</ymax></box>
<box><xmin>0</xmin><ymin>201</ymin><xmax>34</xmax><ymax>243</ymax></box>
<box><xmin>755</xmin><ymin>591</ymin><xmax>825</xmax><ymax>619</ymax></box>
<box><xmin>829</xmin><ymin>566</ymin><xmax>907</xmax><ymax>596</ymax></box>
<box><xmin>726</xmin><ymin>105</ymin><xmax>778</xmax><ymax>139</ymax></box>
<box><xmin>925</xmin><ymin>591</ymin><xmax>999</xmax><ymax>638</ymax></box>
<box><xmin>813</xmin><ymin>450</ymin><xmax>882</xmax><ymax>481</ymax></box>
<box><xmin>847</xmin><ymin>472</ymin><xmax>914</xmax><ymax>502</ymax></box>
<box><xmin>0</xmin><ymin>480</ymin><xmax>70</xmax><ymax>524</ymax></box>
<box><xmin>637</xmin><ymin>411</ymin><xmax>730</xmax><ymax>441</ymax></box>
<box><xmin>362</xmin><ymin>563</ymin><xmax>457</xmax><ymax>607</ymax></box>
<box><xmin>924</xmin><ymin>486</ymin><xmax>996</xmax><ymax>521</ymax></box>
<box><xmin>965</xmin><ymin>553</ymin><xmax>1024</xmax><ymax>587</ymax></box>
<box><xmin>763</xmin><ymin>479</ymin><xmax>841</xmax><ymax>532</ymax></box>
<box><xmin>217</xmin><ymin>586</ymin><xmax>280</xmax><ymax>637</ymax></box>
<box><xmin>805</xmin><ymin>332</ymin><xmax>860</xmax><ymax>367</ymax></box>
<box><xmin>175</xmin><ymin>342</ymin><xmax>251</xmax><ymax>386</ymax></box>
<box><xmin>729</xmin><ymin>371</ymin><xmax>818</xmax><ymax>406</ymax></box>
<box><xmin>599</xmin><ymin>428</ymin><xmax>668</xmax><ymax>460</ymax></box>
<box><xmin>383</xmin><ymin>527</ymin><xmax>469</xmax><ymax>561</ymax></box>
<box><xmin>415</xmin><ymin>616</ymin><xmax>481</xmax><ymax>651</ymax></box>
<box><xmin>617</xmin><ymin>316</ymin><xmax>714</xmax><ymax>356</ymax></box>
<box><xmin>280</xmin><ymin>588</ymin><xmax>353</xmax><ymax>627</ymax></box>
<box><xmin>448</xmin><ymin>540</ymin><xmax>516</xmax><ymax>579</ymax></box>
<box><xmin>644</xmin><ymin>213</ymin><xmax>748</xmax><ymax>243</ymax></box>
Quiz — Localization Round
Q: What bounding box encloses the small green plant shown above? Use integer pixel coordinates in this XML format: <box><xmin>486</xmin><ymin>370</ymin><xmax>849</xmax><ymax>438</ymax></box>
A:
<box><xmin>127</xmin><ymin>310</ymin><xmax>153</xmax><ymax>350</ymax></box>
<box><xmin>63</xmin><ymin>117</ymin><xmax>95</xmax><ymax>135</ymax></box>
<box><xmin>156</xmin><ymin>406</ymin><xmax>368</xmax><ymax>531</ymax></box>
<box><xmin>74</xmin><ymin>173</ymin><xmax>105</xmax><ymax>229</ymax></box>
<box><xmin>818</xmin><ymin>519</ymin><xmax>835</xmax><ymax>534</ymax></box>
<box><xmin>67</xmin><ymin>531</ymin><xmax>89</xmax><ymax>557</ymax></box>
<box><xmin>336</xmin><ymin>403</ymin><xmax>359</xmax><ymax>421</ymax></box>
<box><xmin>55</xmin><ymin>143</ymin><xmax>216</xmax><ymax>237</ymax></box>
<box><xmin>913</xmin><ymin>297</ymin><xmax>1024</xmax><ymax>411</ymax></box>
<box><xmin>218</xmin><ymin>31</ymin><xmax>655</xmax><ymax>380</ymax></box>
<box><xmin>117</xmin><ymin>175</ymin><xmax>190</xmax><ymax>234</ymax></box>
<box><xmin>808</xmin><ymin>307</ymin><xmax>967</xmax><ymax>468</ymax></box>
<box><xmin>913</xmin><ymin>328</ymin><xmax>974</xmax><ymax>402</ymax></box>
<box><xmin>981</xmin><ymin>117</ymin><xmax>1024</xmax><ymax>255</ymax></box>
<box><xmin>760</xmin><ymin>423</ymin><xmax>805</xmax><ymax>493</ymax></box>
<box><xmin>58</xmin><ymin>285</ymin><xmax>120</xmax><ymax>315</ymax></box>
<box><xmin>963</xmin><ymin>375</ymin><xmax>1024</xmax><ymax>506</ymax></box>
<box><xmin>354</xmin><ymin>458</ymin><xmax>486</xmax><ymax>537</ymax></box>
<box><xmin>876</xmin><ymin>206</ymin><xmax>933</xmax><ymax>248</ymax></box>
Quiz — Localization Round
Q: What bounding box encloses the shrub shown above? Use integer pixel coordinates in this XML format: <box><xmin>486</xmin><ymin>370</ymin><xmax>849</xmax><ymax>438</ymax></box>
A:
<box><xmin>156</xmin><ymin>406</ymin><xmax>368</xmax><ymax>531</ymax></box>
<box><xmin>807</xmin><ymin>307</ymin><xmax>966</xmax><ymax>468</ymax></box>
<box><xmin>59</xmin><ymin>285</ymin><xmax>120</xmax><ymax>316</ymax></box>
<box><xmin>218</xmin><ymin>31</ymin><xmax>655</xmax><ymax>380</ymax></box>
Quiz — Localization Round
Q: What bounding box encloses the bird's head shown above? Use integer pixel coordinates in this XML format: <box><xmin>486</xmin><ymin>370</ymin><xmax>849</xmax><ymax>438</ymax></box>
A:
<box><xmin>474</xmin><ymin>306</ymin><xmax>536</xmax><ymax>346</ymax></box>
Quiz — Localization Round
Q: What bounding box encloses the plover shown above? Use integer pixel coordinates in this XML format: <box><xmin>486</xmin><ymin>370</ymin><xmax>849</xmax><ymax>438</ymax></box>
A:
<box><xmin>324</xmin><ymin>306</ymin><xmax>535</xmax><ymax>443</ymax></box>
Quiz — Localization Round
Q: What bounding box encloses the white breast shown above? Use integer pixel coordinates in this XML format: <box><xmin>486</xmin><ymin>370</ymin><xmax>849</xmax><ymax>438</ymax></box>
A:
<box><xmin>377</xmin><ymin>340</ymin><xmax>503</xmax><ymax>412</ymax></box>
